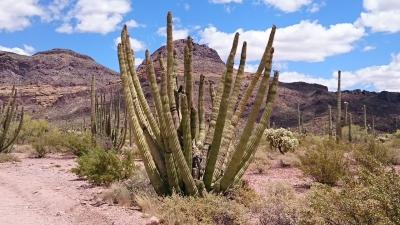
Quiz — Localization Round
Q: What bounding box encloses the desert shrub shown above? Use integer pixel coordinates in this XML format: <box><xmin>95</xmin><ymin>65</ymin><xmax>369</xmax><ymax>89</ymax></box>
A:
<box><xmin>72</xmin><ymin>148</ymin><xmax>136</xmax><ymax>185</ymax></box>
<box><xmin>353</xmin><ymin>139</ymin><xmax>390</xmax><ymax>172</ymax></box>
<box><xmin>137</xmin><ymin>193</ymin><xmax>248</xmax><ymax>225</ymax></box>
<box><xmin>225</xmin><ymin>180</ymin><xmax>263</xmax><ymax>212</ymax></box>
<box><xmin>258</xmin><ymin>183</ymin><xmax>303</xmax><ymax>225</ymax></box>
<box><xmin>301</xmin><ymin>166</ymin><xmax>400</xmax><ymax>225</ymax></box>
<box><xmin>63</xmin><ymin>131</ymin><xmax>92</xmax><ymax>156</ymax></box>
<box><xmin>264</xmin><ymin>128</ymin><xmax>299</xmax><ymax>154</ymax></box>
<box><xmin>17</xmin><ymin>116</ymin><xmax>52</xmax><ymax>144</ymax></box>
<box><xmin>0</xmin><ymin>153</ymin><xmax>20</xmax><ymax>163</ymax></box>
<box><xmin>102</xmin><ymin>182</ymin><xmax>133</xmax><ymax>206</ymax></box>
<box><xmin>342</xmin><ymin>124</ymin><xmax>372</xmax><ymax>143</ymax></box>
<box><xmin>299</xmin><ymin>139</ymin><xmax>347</xmax><ymax>185</ymax></box>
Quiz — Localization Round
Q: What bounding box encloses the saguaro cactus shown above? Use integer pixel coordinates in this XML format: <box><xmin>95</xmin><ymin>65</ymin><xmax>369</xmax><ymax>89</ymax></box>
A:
<box><xmin>118</xmin><ymin>11</ymin><xmax>279</xmax><ymax>195</ymax></box>
<box><xmin>363</xmin><ymin>104</ymin><xmax>367</xmax><ymax>133</ymax></box>
<box><xmin>336</xmin><ymin>71</ymin><xmax>342</xmax><ymax>142</ymax></box>
<box><xmin>348</xmin><ymin>113</ymin><xmax>352</xmax><ymax>142</ymax></box>
<box><xmin>328</xmin><ymin>105</ymin><xmax>333</xmax><ymax>137</ymax></box>
<box><xmin>0</xmin><ymin>86</ymin><xmax>24</xmax><ymax>153</ymax></box>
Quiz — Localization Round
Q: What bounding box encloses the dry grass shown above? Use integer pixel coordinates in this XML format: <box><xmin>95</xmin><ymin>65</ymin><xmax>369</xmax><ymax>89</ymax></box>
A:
<box><xmin>0</xmin><ymin>153</ymin><xmax>20</xmax><ymax>163</ymax></box>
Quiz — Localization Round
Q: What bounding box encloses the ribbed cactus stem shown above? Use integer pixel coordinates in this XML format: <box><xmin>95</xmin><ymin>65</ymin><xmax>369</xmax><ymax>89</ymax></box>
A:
<box><xmin>348</xmin><ymin>113</ymin><xmax>352</xmax><ymax>142</ymax></box>
<box><xmin>336</xmin><ymin>70</ymin><xmax>342</xmax><ymax>142</ymax></box>
<box><xmin>203</xmin><ymin>32</ymin><xmax>239</xmax><ymax>190</ymax></box>
<box><xmin>363</xmin><ymin>104</ymin><xmax>367</xmax><ymax>133</ymax></box>
<box><xmin>220</xmin><ymin>71</ymin><xmax>279</xmax><ymax>191</ymax></box>
<box><xmin>122</xmin><ymin>27</ymin><xmax>160</xmax><ymax>142</ymax></box>
<box><xmin>197</xmin><ymin>74</ymin><xmax>206</xmax><ymax>146</ymax></box>
<box><xmin>297</xmin><ymin>103</ymin><xmax>301</xmax><ymax>133</ymax></box>
<box><xmin>166</xmin><ymin>11</ymin><xmax>180</xmax><ymax>127</ymax></box>
<box><xmin>118</xmin><ymin>43</ymin><xmax>168</xmax><ymax>195</ymax></box>
<box><xmin>216</xmin><ymin>41</ymin><xmax>247</xmax><ymax>177</ymax></box>
<box><xmin>219</xmin><ymin>48</ymin><xmax>274</xmax><ymax>190</ymax></box>
<box><xmin>181</xmin><ymin>94</ymin><xmax>192</xmax><ymax>168</ymax></box>
<box><xmin>159</xmin><ymin>57</ymin><xmax>198</xmax><ymax>195</ymax></box>
<box><xmin>344</xmin><ymin>102</ymin><xmax>348</xmax><ymax>125</ymax></box>
<box><xmin>328</xmin><ymin>105</ymin><xmax>332</xmax><ymax>137</ymax></box>
<box><xmin>0</xmin><ymin>87</ymin><xmax>24</xmax><ymax>153</ymax></box>
<box><xmin>209</xmin><ymin>82</ymin><xmax>216</xmax><ymax>109</ymax></box>
<box><xmin>90</xmin><ymin>75</ymin><xmax>96</xmax><ymax>145</ymax></box>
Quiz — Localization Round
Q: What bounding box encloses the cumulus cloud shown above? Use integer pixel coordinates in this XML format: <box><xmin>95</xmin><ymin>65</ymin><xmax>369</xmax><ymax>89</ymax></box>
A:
<box><xmin>199</xmin><ymin>21</ymin><xmax>364</xmax><ymax>63</ymax></box>
<box><xmin>209</xmin><ymin>0</ymin><xmax>242</xmax><ymax>4</ymax></box>
<box><xmin>56</xmin><ymin>0</ymin><xmax>131</xmax><ymax>34</ymax></box>
<box><xmin>0</xmin><ymin>44</ymin><xmax>35</xmax><ymax>55</ymax></box>
<box><xmin>157</xmin><ymin>27</ymin><xmax>190</xmax><ymax>40</ymax></box>
<box><xmin>0</xmin><ymin>0</ymin><xmax>44</xmax><ymax>32</ymax></box>
<box><xmin>362</xmin><ymin>45</ymin><xmax>375</xmax><ymax>52</ymax></box>
<box><xmin>125</xmin><ymin>19</ymin><xmax>145</xmax><ymax>28</ymax></box>
<box><xmin>357</xmin><ymin>0</ymin><xmax>400</xmax><ymax>33</ymax></box>
<box><xmin>114</xmin><ymin>37</ymin><xmax>146</xmax><ymax>52</ymax></box>
<box><xmin>262</xmin><ymin>0</ymin><xmax>312</xmax><ymax>13</ymax></box>
<box><xmin>280</xmin><ymin>53</ymin><xmax>400</xmax><ymax>92</ymax></box>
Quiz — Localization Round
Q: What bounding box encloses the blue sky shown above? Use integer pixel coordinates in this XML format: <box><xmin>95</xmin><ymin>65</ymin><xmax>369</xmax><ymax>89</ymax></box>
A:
<box><xmin>0</xmin><ymin>0</ymin><xmax>399</xmax><ymax>91</ymax></box>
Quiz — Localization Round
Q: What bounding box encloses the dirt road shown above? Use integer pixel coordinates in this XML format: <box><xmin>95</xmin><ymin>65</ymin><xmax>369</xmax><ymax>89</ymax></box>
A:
<box><xmin>0</xmin><ymin>154</ymin><xmax>150</xmax><ymax>225</ymax></box>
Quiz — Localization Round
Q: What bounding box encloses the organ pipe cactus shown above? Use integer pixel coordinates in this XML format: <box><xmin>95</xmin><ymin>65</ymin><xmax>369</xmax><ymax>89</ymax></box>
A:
<box><xmin>90</xmin><ymin>76</ymin><xmax>127</xmax><ymax>151</ymax></box>
<box><xmin>118</xmin><ymin>11</ymin><xmax>279</xmax><ymax>195</ymax></box>
<box><xmin>0</xmin><ymin>86</ymin><xmax>24</xmax><ymax>153</ymax></box>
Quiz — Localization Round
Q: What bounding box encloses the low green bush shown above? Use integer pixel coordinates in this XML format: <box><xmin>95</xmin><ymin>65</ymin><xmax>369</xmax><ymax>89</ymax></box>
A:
<box><xmin>301</xmin><ymin>166</ymin><xmax>400</xmax><ymax>225</ymax></box>
<box><xmin>63</xmin><ymin>131</ymin><xmax>92</xmax><ymax>156</ymax></box>
<box><xmin>0</xmin><ymin>153</ymin><xmax>20</xmax><ymax>163</ymax></box>
<box><xmin>72</xmin><ymin>148</ymin><xmax>136</xmax><ymax>185</ymax></box>
<box><xmin>299</xmin><ymin>139</ymin><xmax>348</xmax><ymax>185</ymax></box>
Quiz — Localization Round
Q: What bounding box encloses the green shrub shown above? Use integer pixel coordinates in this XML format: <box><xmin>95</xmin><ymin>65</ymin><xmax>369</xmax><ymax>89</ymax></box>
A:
<box><xmin>299</xmin><ymin>139</ymin><xmax>347</xmax><ymax>185</ymax></box>
<box><xmin>64</xmin><ymin>131</ymin><xmax>92</xmax><ymax>156</ymax></box>
<box><xmin>353</xmin><ymin>139</ymin><xmax>390</xmax><ymax>173</ymax></box>
<box><xmin>264</xmin><ymin>128</ymin><xmax>299</xmax><ymax>154</ymax></box>
<box><xmin>17</xmin><ymin>116</ymin><xmax>52</xmax><ymax>144</ymax></box>
<box><xmin>137</xmin><ymin>193</ymin><xmax>248</xmax><ymax>225</ymax></box>
<box><xmin>301</xmin><ymin>167</ymin><xmax>400</xmax><ymax>225</ymax></box>
<box><xmin>72</xmin><ymin>148</ymin><xmax>136</xmax><ymax>185</ymax></box>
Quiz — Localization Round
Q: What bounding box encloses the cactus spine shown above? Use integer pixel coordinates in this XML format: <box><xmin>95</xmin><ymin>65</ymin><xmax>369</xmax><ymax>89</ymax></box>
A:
<box><xmin>119</xmin><ymin>11</ymin><xmax>279</xmax><ymax>195</ymax></box>
<box><xmin>0</xmin><ymin>86</ymin><xmax>24</xmax><ymax>153</ymax></box>
<box><xmin>336</xmin><ymin>70</ymin><xmax>342</xmax><ymax>142</ymax></box>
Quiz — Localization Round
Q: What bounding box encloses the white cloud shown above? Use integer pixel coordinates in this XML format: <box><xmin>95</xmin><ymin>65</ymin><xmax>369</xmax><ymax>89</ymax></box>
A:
<box><xmin>0</xmin><ymin>0</ymin><xmax>44</xmax><ymax>32</ymax></box>
<box><xmin>209</xmin><ymin>0</ymin><xmax>242</xmax><ymax>4</ymax></box>
<box><xmin>357</xmin><ymin>0</ymin><xmax>400</xmax><ymax>33</ymax></box>
<box><xmin>0</xmin><ymin>44</ymin><xmax>35</xmax><ymax>55</ymax></box>
<box><xmin>281</xmin><ymin>53</ymin><xmax>400</xmax><ymax>92</ymax></box>
<box><xmin>56</xmin><ymin>23</ymin><xmax>73</xmax><ymax>34</ymax></box>
<box><xmin>114</xmin><ymin>37</ymin><xmax>146</xmax><ymax>52</ymax></box>
<box><xmin>55</xmin><ymin>0</ymin><xmax>131</xmax><ymax>34</ymax></box>
<box><xmin>262</xmin><ymin>0</ymin><xmax>312</xmax><ymax>13</ymax></box>
<box><xmin>157</xmin><ymin>27</ymin><xmax>189</xmax><ymax>40</ymax></box>
<box><xmin>199</xmin><ymin>21</ymin><xmax>364</xmax><ymax>63</ymax></box>
<box><xmin>46</xmin><ymin>0</ymin><xmax>70</xmax><ymax>21</ymax></box>
<box><xmin>362</xmin><ymin>45</ymin><xmax>376</xmax><ymax>52</ymax></box>
<box><xmin>125</xmin><ymin>19</ymin><xmax>145</xmax><ymax>28</ymax></box>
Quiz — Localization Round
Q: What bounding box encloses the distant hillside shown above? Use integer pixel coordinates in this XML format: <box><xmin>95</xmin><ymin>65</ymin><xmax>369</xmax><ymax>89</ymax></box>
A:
<box><xmin>0</xmin><ymin>43</ymin><xmax>399</xmax><ymax>132</ymax></box>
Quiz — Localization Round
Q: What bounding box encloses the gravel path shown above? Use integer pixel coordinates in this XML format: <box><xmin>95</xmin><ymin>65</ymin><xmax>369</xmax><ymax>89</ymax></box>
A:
<box><xmin>0</xmin><ymin>154</ymin><xmax>151</xmax><ymax>225</ymax></box>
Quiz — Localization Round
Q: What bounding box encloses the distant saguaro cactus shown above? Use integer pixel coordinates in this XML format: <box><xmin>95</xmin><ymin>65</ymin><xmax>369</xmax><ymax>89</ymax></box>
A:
<box><xmin>336</xmin><ymin>71</ymin><xmax>342</xmax><ymax>142</ymax></box>
<box><xmin>363</xmin><ymin>104</ymin><xmax>367</xmax><ymax>133</ymax></box>
<box><xmin>118</xmin><ymin>11</ymin><xmax>279</xmax><ymax>196</ymax></box>
<box><xmin>328</xmin><ymin>105</ymin><xmax>333</xmax><ymax>137</ymax></box>
<box><xmin>0</xmin><ymin>86</ymin><xmax>24</xmax><ymax>153</ymax></box>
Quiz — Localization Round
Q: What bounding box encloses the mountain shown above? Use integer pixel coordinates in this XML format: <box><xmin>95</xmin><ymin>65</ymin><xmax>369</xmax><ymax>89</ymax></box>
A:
<box><xmin>0</xmin><ymin>43</ymin><xmax>399</xmax><ymax>132</ymax></box>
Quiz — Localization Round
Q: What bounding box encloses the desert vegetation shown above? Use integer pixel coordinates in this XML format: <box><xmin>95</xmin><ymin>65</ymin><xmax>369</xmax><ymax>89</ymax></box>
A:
<box><xmin>0</xmin><ymin>10</ymin><xmax>399</xmax><ymax>225</ymax></box>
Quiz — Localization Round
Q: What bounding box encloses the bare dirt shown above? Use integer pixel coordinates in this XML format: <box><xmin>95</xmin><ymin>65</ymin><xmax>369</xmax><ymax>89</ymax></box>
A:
<box><xmin>0</xmin><ymin>151</ymin><xmax>311</xmax><ymax>225</ymax></box>
<box><xmin>0</xmin><ymin>153</ymin><xmax>152</xmax><ymax>225</ymax></box>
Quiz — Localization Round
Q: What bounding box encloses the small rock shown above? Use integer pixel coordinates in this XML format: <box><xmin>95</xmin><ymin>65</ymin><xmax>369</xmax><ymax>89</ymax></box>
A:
<box><xmin>146</xmin><ymin>216</ymin><xmax>160</xmax><ymax>225</ymax></box>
